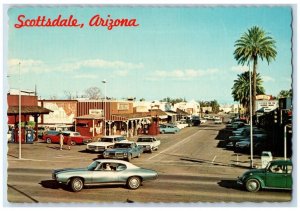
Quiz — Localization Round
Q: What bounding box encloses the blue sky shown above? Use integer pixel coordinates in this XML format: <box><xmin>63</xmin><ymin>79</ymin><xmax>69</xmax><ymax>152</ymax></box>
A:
<box><xmin>6</xmin><ymin>6</ymin><xmax>293</xmax><ymax>104</ymax></box>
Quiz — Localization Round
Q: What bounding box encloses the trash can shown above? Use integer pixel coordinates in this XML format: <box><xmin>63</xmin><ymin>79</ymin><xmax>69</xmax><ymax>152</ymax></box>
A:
<box><xmin>261</xmin><ymin>151</ymin><xmax>273</xmax><ymax>168</ymax></box>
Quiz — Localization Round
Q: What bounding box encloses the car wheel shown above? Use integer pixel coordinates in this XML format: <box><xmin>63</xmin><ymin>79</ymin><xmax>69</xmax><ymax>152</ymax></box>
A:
<box><xmin>127</xmin><ymin>154</ymin><xmax>132</xmax><ymax>162</ymax></box>
<box><xmin>46</xmin><ymin>138</ymin><xmax>52</xmax><ymax>144</ymax></box>
<box><xmin>70</xmin><ymin>140</ymin><xmax>76</xmax><ymax>146</ymax></box>
<box><xmin>127</xmin><ymin>176</ymin><xmax>141</xmax><ymax>190</ymax></box>
<box><xmin>70</xmin><ymin>177</ymin><xmax>84</xmax><ymax>192</ymax></box>
<box><xmin>149</xmin><ymin>148</ymin><xmax>153</xmax><ymax>153</ymax></box>
<box><xmin>246</xmin><ymin>179</ymin><xmax>260</xmax><ymax>192</ymax></box>
<box><xmin>155</xmin><ymin>146</ymin><xmax>159</xmax><ymax>151</ymax></box>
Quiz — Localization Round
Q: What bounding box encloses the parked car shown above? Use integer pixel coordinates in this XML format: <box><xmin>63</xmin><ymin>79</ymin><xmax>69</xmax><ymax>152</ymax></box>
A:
<box><xmin>159</xmin><ymin>124</ymin><xmax>180</xmax><ymax>134</ymax></box>
<box><xmin>43</xmin><ymin>130</ymin><xmax>92</xmax><ymax>145</ymax></box>
<box><xmin>226</xmin><ymin>128</ymin><xmax>267</xmax><ymax>148</ymax></box>
<box><xmin>214</xmin><ymin>119</ymin><xmax>222</xmax><ymax>124</ymax></box>
<box><xmin>226</xmin><ymin>121</ymin><xmax>246</xmax><ymax>130</ymax></box>
<box><xmin>52</xmin><ymin>159</ymin><xmax>158</xmax><ymax>192</ymax></box>
<box><xmin>42</xmin><ymin>130</ymin><xmax>60</xmax><ymax>143</ymax></box>
<box><xmin>176</xmin><ymin>120</ymin><xmax>189</xmax><ymax>129</ymax></box>
<box><xmin>234</xmin><ymin>137</ymin><xmax>268</xmax><ymax>153</ymax></box>
<box><xmin>86</xmin><ymin>135</ymin><xmax>127</xmax><ymax>152</ymax></box>
<box><xmin>103</xmin><ymin>141</ymin><xmax>143</xmax><ymax>161</ymax></box>
<box><xmin>136</xmin><ymin>136</ymin><xmax>161</xmax><ymax>153</ymax></box>
<box><xmin>237</xmin><ymin>159</ymin><xmax>292</xmax><ymax>192</ymax></box>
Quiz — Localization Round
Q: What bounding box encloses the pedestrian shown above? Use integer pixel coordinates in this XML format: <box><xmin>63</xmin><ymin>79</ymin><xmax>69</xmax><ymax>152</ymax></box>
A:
<box><xmin>67</xmin><ymin>136</ymin><xmax>71</xmax><ymax>150</ymax></box>
<box><xmin>59</xmin><ymin>132</ymin><xmax>64</xmax><ymax>150</ymax></box>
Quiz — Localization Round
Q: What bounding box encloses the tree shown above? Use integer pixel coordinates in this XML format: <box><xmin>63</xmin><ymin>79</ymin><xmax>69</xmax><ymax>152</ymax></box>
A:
<box><xmin>160</xmin><ymin>97</ymin><xmax>186</xmax><ymax>105</ymax></box>
<box><xmin>278</xmin><ymin>89</ymin><xmax>292</xmax><ymax>99</ymax></box>
<box><xmin>234</xmin><ymin>26</ymin><xmax>277</xmax><ymax>113</ymax></box>
<box><xmin>231</xmin><ymin>71</ymin><xmax>265</xmax><ymax>114</ymax></box>
<box><xmin>84</xmin><ymin>87</ymin><xmax>102</xmax><ymax>100</ymax></box>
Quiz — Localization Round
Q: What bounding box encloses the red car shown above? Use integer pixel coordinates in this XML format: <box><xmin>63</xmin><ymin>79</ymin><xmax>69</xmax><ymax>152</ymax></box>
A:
<box><xmin>43</xmin><ymin>131</ymin><xmax>92</xmax><ymax>145</ymax></box>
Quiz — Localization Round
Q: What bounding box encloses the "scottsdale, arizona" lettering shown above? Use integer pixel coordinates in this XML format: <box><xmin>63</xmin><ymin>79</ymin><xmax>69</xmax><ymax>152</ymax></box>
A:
<box><xmin>14</xmin><ymin>14</ymin><xmax>139</xmax><ymax>30</ymax></box>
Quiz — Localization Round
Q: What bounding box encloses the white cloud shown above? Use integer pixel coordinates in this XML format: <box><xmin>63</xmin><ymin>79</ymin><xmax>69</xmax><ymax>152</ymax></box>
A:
<box><xmin>231</xmin><ymin>65</ymin><xmax>249</xmax><ymax>73</ymax></box>
<box><xmin>8</xmin><ymin>59</ymin><xmax>50</xmax><ymax>74</ymax></box>
<box><xmin>262</xmin><ymin>75</ymin><xmax>275</xmax><ymax>82</ymax></box>
<box><xmin>61</xmin><ymin>59</ymin><xmax>144</xmax><ymax>72</ymax></box>
<box><xmin>114</xmin><ymin>70</ymin><xmax>129</xmax><ymax>77</ymax></box>
<box><xmin>8</xmin><ymin>58</ymin><xmax>144</xmax><ymax>75</ymax></box>
<box><xmin>149</xmin><ymin>68</ymin><xmax>220</xmax><ymax>80</ymax></box>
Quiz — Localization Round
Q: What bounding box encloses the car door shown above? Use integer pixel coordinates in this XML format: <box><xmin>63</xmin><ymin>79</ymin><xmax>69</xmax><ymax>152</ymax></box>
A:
<box><xmin>92</xmin><ymin>163</ymin><xmax>119</xmax><ymax>183</ymax></box>
<box><xmin>265</xmin><ymin>164</ymin><xmax>287</xmax><ymax>188</ymax></box>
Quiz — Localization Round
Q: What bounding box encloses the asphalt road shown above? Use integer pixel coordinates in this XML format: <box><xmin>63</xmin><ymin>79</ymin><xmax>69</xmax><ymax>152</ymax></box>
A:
<box><xmin>6</xmin><ymin>122</ymin><xmax>293</xmax><ymax>204</ymax></box>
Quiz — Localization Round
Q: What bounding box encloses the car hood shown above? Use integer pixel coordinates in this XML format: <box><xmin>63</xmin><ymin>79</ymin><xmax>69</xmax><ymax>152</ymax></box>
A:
<box><xmin>87</xmin><ymin>142</ymin><xmax>114</xmax><ymax>147</ymax></box>
<box><xmin>105</xmin><ymin>148</ymin><xmax>129</xmax><ymax>153</ymax></box>
<box><xmin>54</xmin><ymin>168</ymin><xmax>87</xmax><ymax>174</ymax></box>
<box><xmin>136</xmin><ymin>142</ymin><xmax>152</xmax><ymax>145</ymax></box>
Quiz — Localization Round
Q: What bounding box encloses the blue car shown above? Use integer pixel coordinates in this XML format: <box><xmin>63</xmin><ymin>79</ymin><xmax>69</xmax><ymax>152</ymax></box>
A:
<box><xmin>159</xmin><ymin>124</ymin><xmax>180</xmax><ymax>134</ymax></box>
<box><xmin>103</xmin><ymin>141</ymin><xmax>143</xmax><ymax>161</ymax></box>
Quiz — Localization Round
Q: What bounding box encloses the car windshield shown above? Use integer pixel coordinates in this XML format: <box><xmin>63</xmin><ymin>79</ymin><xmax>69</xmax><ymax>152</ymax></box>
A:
<box><xmin>114</xmin><ymin>143</ymin><xmax>131</xmax><ymax>148</ymax></box>
<box><xmin>87</xmin><ymin>161</ymin><xmax>99</xmax><ymax>171</ymax></box>
<box><xmin>137</xmin><ymin>138</ymin><xmax>152</xmax><ymax>142</ymax></box>
<box><xmin>101</xmin><ymin>138</ymin><xmax>113</xmax><ymax>142</ymax></box>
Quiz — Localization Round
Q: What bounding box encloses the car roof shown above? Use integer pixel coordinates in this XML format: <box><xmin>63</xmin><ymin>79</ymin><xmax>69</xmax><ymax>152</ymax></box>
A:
<box><xmin>95</xmin><ymin>159</ymin><xmax>139</xmax><ymax>168</ymax></box>
<box><xmin>270</xmin><ymin>159</ymin><xmax>292</xmax><ymax>165</ymax></box>
<box><xmin>102</xmin><ymin>135</ymin><xmax>125</xmax><ymax>138</ymax></box>
<box><xmin>117</xmin><ymin>141</ymin><xmax>135</xmax><ymax>144</ymax></box>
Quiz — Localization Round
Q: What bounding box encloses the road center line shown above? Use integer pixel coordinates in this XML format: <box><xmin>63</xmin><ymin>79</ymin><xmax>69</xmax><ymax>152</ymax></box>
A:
<box><xmin>147</xmin><ymin>127</ymin><xmax>207</xmax><ymax>160</ymax></box>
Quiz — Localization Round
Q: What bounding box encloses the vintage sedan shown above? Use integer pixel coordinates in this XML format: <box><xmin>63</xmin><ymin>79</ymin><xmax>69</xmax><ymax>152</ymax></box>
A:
<box><xmin>159</xmin><ymin>124</ymin><xmax>180</xmax><ymax>134</ymax></box>
<box><xmin>237</xmin><ymin>159</ymin><xmax>292</xmax><ymax>192</ymax></box>
<box><xmin>43</xmin><ymin>130</ymin><xmax>92</xmax><ymax>145</ymax></box>
<box><xmin>52</xmin><ymin>159</ymin><xmax>158</xmax><ymax>192</ymax></box>
<box><xmin>103</xmin><ymin>141</ymin><xmax>143</xmax><ymax>161</ymax></box>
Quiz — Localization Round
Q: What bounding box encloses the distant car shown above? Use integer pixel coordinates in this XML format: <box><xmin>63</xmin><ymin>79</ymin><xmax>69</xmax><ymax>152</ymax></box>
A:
<box><xmin>52</xmin><ymin>159</ymin><xmax>158</xmax><ymax>192</ymax></box>
<box><xmin>214</xmin><ymin>119</ymin><xmax>222</xmax><ymax>124</ymax></box>
<box><xmin>159</xmin><ymin>124</ymin><xmax>180</xmax><ymax>134</ymax></box>
<box><xmin>200</xmin><ymin>119</ymin><xmax>207</xmax><ymax>124</ymax></box>
<box><xmin>43</xmin><ymin>130</ymin><xmax>91</xmax><ymax>145</ymax></box>
<box><xmin>103</xmin><ymin>141</ymin><xmax>143</xmax><ymax>161</ymax></box>
<box><xmin>86</xmin><ymin>135</ymin><xmax>127</xmax><ymax>152</ymax></box>
<box><xmin>136</xmin><ymin>136</ymin><xmax>161</xmax><ymax>153</ymax></box>
<box><xmin>237</xmin><ymin>160</ymin><xmax>292</xmax><ymax>192</ymax></box>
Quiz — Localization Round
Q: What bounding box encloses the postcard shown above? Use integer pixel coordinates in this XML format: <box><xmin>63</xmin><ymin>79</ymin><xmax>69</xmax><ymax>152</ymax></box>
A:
<box><xmin>4</xmin><ymin>4</ymin><xmax>295</xmax><ymax>206</ymax></box>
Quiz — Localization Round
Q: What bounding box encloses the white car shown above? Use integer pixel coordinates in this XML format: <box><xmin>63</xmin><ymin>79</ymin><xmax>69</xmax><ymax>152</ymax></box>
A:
<box><xmin>200</xmin><ymin>119</ymin><xmax>207</xmax><ymax>124</ymax></box>
<box><xmin>136</xmin><ymin>136</ymin><xmax>161</xmax><ymax>153</ymax></box>
<box><xmin>86</xmin><ymin>135</ymin><xmax>127</xmax><ymax>152</ymax></box>
<box><xmin>214</xmin><ymin>119</ymin><xmax>222</xmax><ymax>124</ymax></box>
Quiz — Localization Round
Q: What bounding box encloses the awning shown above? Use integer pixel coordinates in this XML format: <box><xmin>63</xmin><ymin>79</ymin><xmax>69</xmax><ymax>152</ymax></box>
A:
<box><xmin>7</xmin><ymin>106</ymin><xmax>52</xmax><ymax>115</ymax></box>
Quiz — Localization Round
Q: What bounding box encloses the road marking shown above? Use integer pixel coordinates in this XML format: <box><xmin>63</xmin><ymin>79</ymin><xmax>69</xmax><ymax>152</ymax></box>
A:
<box><xmin>147</xmin><ymin>128</ymin><xmax>206</xmax><ymax>160</ymax></box>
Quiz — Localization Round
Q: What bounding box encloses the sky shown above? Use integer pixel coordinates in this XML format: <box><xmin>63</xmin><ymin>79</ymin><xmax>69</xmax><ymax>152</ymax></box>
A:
<box><xmin>5</xmin><ymin>5</ymin><xmax>293</xmax><ymax>104</ymax></box>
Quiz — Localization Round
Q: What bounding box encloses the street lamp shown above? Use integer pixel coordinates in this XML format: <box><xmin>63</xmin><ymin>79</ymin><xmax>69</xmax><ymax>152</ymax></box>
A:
<box><xmin>102</xmin><ymin>80</ymin><xmax>107</xmax><ymax>136</ymax></box>
<box><xmin>248</xmin><ymin>63</ymin><xmax>253</xmax><ymax>168</ymax></box>
<box><xmin>18</xmin><ymin>62</ymin><xmax>22</xmax><ymax>159</ymax></box>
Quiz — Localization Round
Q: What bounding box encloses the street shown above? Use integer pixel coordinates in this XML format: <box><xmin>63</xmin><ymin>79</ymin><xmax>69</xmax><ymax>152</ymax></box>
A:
<box><xmin>6</xmin><ymin>122</ymin><xmax>292</xmax><ymax>204</ymax></box>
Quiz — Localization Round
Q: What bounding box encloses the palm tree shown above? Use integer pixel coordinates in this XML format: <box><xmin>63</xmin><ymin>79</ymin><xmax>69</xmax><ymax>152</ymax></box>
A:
<box><xmin>234</xmin><ymin>26</ymin><xmax>277</xmax><ymax>113</ymax></box>
<box><xmin>232</xmin><ymin>71</ymin><xmax>265</xmax><ymax>115</ymax></box>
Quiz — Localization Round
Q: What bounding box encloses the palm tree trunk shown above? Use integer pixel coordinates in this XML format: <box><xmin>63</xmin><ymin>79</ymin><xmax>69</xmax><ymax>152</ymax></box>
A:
<box><xmin>252</xmin><ymin>58</ymin><xmax>257</xmax><ymax>114</ymax></box>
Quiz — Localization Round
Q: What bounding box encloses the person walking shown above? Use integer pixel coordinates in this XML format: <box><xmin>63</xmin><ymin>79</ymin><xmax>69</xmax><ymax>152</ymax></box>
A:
<box><xmin>59</xmin><ymin>132</ymin><xmax>64</xmax><ymax>150</ymax></box>
<box><xmin>67</xmin><ymin>136</ymin><xmax>71</xmax><ymax>150</ymax></box>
